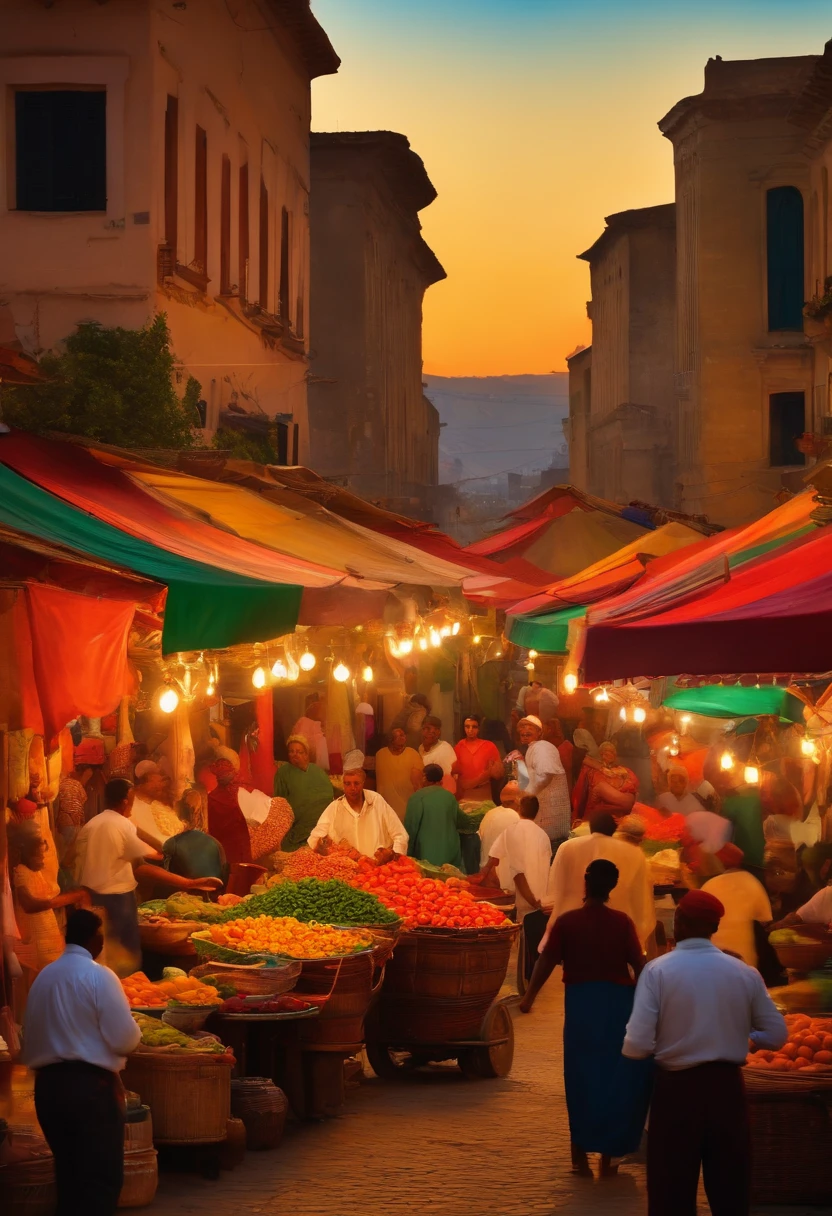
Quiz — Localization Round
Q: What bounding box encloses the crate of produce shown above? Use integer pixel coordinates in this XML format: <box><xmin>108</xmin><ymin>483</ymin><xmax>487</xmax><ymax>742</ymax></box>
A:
<box><xmin>122</xmin><ymin>1052</ymin><xmax>233</xmax><ymax>1144</ymax></box>
<box><xmin>138</xmin><ymin>918</ymin><xmax>208</xmax><ymax>956</ymax></box>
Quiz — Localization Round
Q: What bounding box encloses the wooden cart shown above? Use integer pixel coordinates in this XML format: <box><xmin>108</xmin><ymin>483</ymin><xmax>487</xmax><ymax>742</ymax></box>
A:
<box><xmin>364</xmin><ymin>924</ymin><xmax>519</xmax><ymax>1080</ymax></box>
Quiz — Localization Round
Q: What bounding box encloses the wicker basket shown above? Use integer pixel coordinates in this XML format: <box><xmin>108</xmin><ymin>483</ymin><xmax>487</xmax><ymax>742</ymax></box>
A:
<box><xmin>294</xmin><ymin>952</ymin><xmax>377</xmax><ymax>1048</ymax></box>
<box><xmin>230</xmin><ymin>1078</ymin><xmax>287</xmax><ymax>1151</ymax></box>
<box><xmin>772</xmin><ymin>938</ymin><xmax>832</xmax><ymax>973</ymax></box>
<box><xmin>118</xmin><ymin>1147</ymin><xmax>158</xmax><ymax>1209</ymax></box>
<box><xmin>139</xmin><ymin>919</ymin><xmax>207</xmax><ymax>956</ymax></box>
<box><xmin>124</xmin><ymin>1107</ymin><xmax>153</xmax><ymax>1151</ymax></box>
<box><xmin>746</xmin><ymin>1068</ymin><xmax>832</xmax><ymax>1204</ymax></box>
<box><xmin>122</xmin><ymin>1051</ymin><xmax>233</xmax><ymax>1144</ymax></box>
<box><xmin>188</xmin><ymin>960</ymin><xmax>301</xmax><ymax>996</ymax></box>
<box><xmin>0</xmin><ymin>1155</ymin><xmax>56</xmax><ymax>1216</ymax></box>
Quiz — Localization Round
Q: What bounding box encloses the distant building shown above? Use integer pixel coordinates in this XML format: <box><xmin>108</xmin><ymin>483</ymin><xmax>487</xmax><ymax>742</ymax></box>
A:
<box><xmin>659</xmin><ymin>54</ymin><xmax>816</xmax><ymax>524</ymax></box>
<box><xmin>308</xmin><ymin>131</ymin><xmax>445</xmax><ymax>516</ymax></box>
<box><xmin>0</xmin><ymin>0</ymin><xmax>338</xmax><ymax>455</ymax></box>
<box><xmin>568</xmin><ymin>205</ymin><xmax>676</xmax><ymax>505</ymax></box>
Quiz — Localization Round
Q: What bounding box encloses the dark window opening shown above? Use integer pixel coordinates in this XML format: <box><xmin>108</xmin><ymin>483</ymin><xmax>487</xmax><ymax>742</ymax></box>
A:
<box><xmin>194</xmin><ymin>126</ymin><xmax>208</xmax><ymax>277</ymax></box>
<box><xmin>15</xmin><ymin>89</ymin><xmax>106</xmax><ymax>212</ymax></box>
<box><xmin>259</xmin><ymin>177</ymin><xmax>269</xmax><ymax>310</ymax></box>
<box><xmin>239</xmin><ymin>163</ymin><xmax>249</xmax><ymax>303</ymax></box>
<box><xmin>279</xmin><ymin>207</ymin><xmax>290</xmax><ymax>321</ymax></box>
<box><xmin>769</xmin><ymin>391</ymin><xmax>806</xmax><ymax>467</ymax></box>
<box><xmin>767</xmin><ymin>186</ymin><xmax>804</xmax><ymax>331</ymax></box>
<box><xmin>220</xmin><ymin>154</ymin><xmax>231</xmax><ymax>295</ymax></box>
<box><xmin>164</xmin><ymin>96</ymin><xmax>178</xmax><ymax>252</ymax></box>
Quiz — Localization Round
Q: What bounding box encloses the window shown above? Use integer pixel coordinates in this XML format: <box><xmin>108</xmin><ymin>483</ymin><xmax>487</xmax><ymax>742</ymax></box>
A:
<box><xmin>238</xmin><ymin>162</ymin><xmax>249</xmax><ymax>302</ymax></box>
<box><xmin>164</xmin><ymin>96</ymin><xmax>178</xmax><ymax>253</ymax></box>
<box><xmin>769</xmin><ymin>391</ymin><xmax>806</xmax><ymax>467</ymax></box>
<box><xmin>194</xmin><ymin>126</ymin><xmax>208</xmax><ymax>277</ymax></box>
<box><xmin>220</xmin><ymin>154</ymin><xmax>231</xmax><ymax>295</ymax></box>
<box><xmin>279</xmin><ymin>207</ymin><xmax>290</xmax><ymax>321</ymax></box>
<box><xmin>767</xmin><ymin>186</ymin><xmax>804</xmax><ymax>331</ymax></box>
<box><xmin>15</xmin><ymin>89</ymin><xmax>106</xmax><ymax>211</ymax></box>
<box><xmin>259</xmin><ymin>177</ymin><xmax>269</xmax><ymax>309</ymax></box>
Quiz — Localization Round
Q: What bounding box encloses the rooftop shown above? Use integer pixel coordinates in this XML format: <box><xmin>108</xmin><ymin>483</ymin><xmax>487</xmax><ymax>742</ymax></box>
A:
<box><xmin>265</xmin><ymin>1</ymin><xmax>340</xmax><ymax>78</ymax></box>
<box><xmin>578</xmin><ymin>203</ymin><xmax>675</xmax><ymax>263</ymax></box>
<box><xmin>311</xmin><ymin>131</ymin><xmax>438</xmax><ymax>212</ymax></box>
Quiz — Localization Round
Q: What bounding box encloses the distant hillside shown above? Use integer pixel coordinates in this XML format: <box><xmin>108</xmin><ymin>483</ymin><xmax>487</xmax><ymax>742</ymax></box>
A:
<box><xmin>424</xmin><ymin>373</ymin><xmax>569</xmax><ymax>484</ymax></box>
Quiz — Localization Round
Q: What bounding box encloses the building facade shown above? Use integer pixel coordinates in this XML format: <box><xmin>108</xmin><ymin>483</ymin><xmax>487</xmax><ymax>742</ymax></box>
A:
<box><xmin>308</xmin><ymin>131</ymin><xmax>445</xmax><ymax>516</ymax></box>
<box><xmin>567</xmin><ymin>205</ymin><xmax>676</xmax><ymax>506</ymax></box>
<box><xmin>0</xmin><ymin>0</ymin><xmax>338</xmax><ymax>455</ymax></box>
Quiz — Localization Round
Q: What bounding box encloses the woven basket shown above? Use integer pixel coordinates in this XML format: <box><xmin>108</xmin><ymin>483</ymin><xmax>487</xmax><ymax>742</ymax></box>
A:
<box><xmin>188</xmin><ymin>960</ymin><xmax>301</xmax><ymax>996</ymax></box>
<box><xmin>190</xmin><ymin>932</ymin><xmax>280</xmax><ymax>966</ymax></box>
<box><xmin>139</xmin><ymin>920</ymin><xmax>207</xmax><ymax>956</ymax></box>
<box><xmin>0</xmin><ymin>1155</ymin><xmax>56</xmax><ymax>1216</ymax></box>
<box><xmin>117</xmin><ymin>1146</ymin><xmax>158</xmax><ymax>1209</ymax></box>
<box><xmin>124</xmin><ymin>1107</ymin><xmax>153</xmax><ymax>1151</ymax></box>
<box><xmin>746</xmin><ymin>1068</ymin><xmax>832</xmax><ymax>1204</ymax></box>
<box><xmin>122</xmin><ymin>1052</ymin><xmax>233</xmax><ymax>1144</ymax></box>
<box><xmin>773</xmin><ymin>939</ymin><xmax>832</xmax><ymax>972</ymax></box>
<box><xmin>230</xmin><ymin>1078</ymin><xmax>288</xmax><ymax>1150</ymax></box>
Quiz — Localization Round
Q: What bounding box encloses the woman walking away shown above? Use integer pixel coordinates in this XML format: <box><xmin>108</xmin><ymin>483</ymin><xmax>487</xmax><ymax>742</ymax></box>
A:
<box><xmin>519</xmin><ymin>859</ymin><xmax>651</xmax><ymax>1178</ymax></box>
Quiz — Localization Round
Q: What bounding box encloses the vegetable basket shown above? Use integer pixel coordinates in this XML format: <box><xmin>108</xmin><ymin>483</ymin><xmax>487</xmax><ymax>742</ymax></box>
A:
<box><xmin>190</xmin><ymin>931</ymin><xmax>283</xmax><ymax>966</ymax></box>
<box><xmin>189</xmin><ymin>959</ymin><xmax>301</xmax><ymax>996</ymax></box>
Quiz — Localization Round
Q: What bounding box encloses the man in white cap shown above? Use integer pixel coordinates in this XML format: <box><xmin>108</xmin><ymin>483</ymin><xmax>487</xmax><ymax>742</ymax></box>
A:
<box><xmin>308</xmin><ymin>753</ymin><xmax>408</xmax><ymax>860</ymax></box>
<box><xmin>517</xmin><ymin>716</ymin><xmax>571</xmax><ymax>850</ymax></box>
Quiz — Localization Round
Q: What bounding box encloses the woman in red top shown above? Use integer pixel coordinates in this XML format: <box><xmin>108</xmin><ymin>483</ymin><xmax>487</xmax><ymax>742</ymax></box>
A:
<box><xmin>571</xmin><ymin>741</ymin><xmax>638</xmax><ymax>823</ymax></box>
<box><xmin>520</xmin><ymin>859</ymin><xmax>652</xmax><ymax>1178</ymax></box>
<box><xmin>206</xmin><ymin>759</ymin><xmax>253</xmax><ymax>867</ymax></box>
<box><xmin>454</xmin><ymin>716</ymin><xmax>502</xmax><ymax>803</ymax></box>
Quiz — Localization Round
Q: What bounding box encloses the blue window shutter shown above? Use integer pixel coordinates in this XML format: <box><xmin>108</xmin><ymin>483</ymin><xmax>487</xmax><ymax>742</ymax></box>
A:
<box><xmin>767</xmin><ymin>186</ymin><xmax>804</xmax><ymax>332</ymax></box>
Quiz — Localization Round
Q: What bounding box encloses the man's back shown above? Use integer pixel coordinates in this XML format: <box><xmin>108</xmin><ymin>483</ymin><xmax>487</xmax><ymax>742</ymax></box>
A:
<box><xmin>547</xmin><ymin>833</ymin><xmax>654</xmax><ymax>944</ymax></box>
<box><xmin>405</xmin><ymin>786</ymin><xmax>463</xmax><ymax>867</ymax></box>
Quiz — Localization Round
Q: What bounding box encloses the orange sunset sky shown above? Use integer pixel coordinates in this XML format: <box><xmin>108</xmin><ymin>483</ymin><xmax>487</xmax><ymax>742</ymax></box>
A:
<box><xmin>312</xmin><ymin>0</ymin><xmax>831</xmax><ymax>378</ymax></box>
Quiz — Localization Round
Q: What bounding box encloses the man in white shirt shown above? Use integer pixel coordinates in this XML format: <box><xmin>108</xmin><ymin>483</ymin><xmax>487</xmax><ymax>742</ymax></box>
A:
<box><xmin>130</xmin><ymin>761</ymin><xmax>182</xmax><ymax>848</ymax></box>
<box><xmin>478</xmin><ymin>782</ymin><xmax>521</xmax><ymax>878</ymax></box>
<box><xmin>702</xmin><ymin>843</ymin><xmax>773</xmax><ymax>967</ymax></box>
<box><xmin>774</xmin><ymin>881</ymin><xmax>832</xmax><ymax>929</ymax></box>
<box><xmin>309</xmin><ymin>761</ymin><xmax>408</xmax><ymax>859</ymax></box>
<box><xmin>622</xmin><ymin>889</ymin><xmax>786</xmax><ymax>1216</ymax></box>
<box><xmin>517</xmin><ymin>716</ymin><xmax>571</xmax><ymax>846</ymax></box>
<box><xmin>418</xmin><ymin>716</ymin><xmax>458</xmax><ymax>795</ymax></box>
<box><xmin>23</xmin><ymin>908</ymin><xmax>142</xmax><ymax>1216</ymax></box>
<box><xmin>482</xmin><ymin>795</ymin><xmax>553</xmax><ymax>978</ymax></box>
<box><xmin>542</xmin><ymin>812</ymin><xmax>655</xmax><ymax>948</ymax></box>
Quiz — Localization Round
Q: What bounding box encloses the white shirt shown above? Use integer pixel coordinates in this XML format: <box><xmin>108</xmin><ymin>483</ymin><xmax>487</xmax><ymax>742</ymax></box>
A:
<box><xmin>686</xmin><ymin>810</ymin><xmax>732</xmax><ymax>854</ymax></box>
<box><xmin>797</xmin><ymin>884</ymin><xmax>832</xmax><ymax>925</ymax></box>
<box><xmin>308</xmin><ymin>790</ymin><xmax>409</xmax><ymax>857</ymax></box>
<box><xmin>129</xmin><ymin>797</ymin><xmax>171</xmax><ymax>849</ymax></box>
<box><xmin>657</xmin><ymin>791</ymin><xmax>703</xmax><ymax>817</ymax></box>
<box><xmin>22</xmin><ymin>944</ymin><xmax>142</xmax><ymax>1073</ymax></box>
<box><xmin>478</xmin><ymin>805</ymin><xmax>520</xmax><ymax>881</ymax></box>
<box><xmin>419</xmin><ymin>740</ymin><xmax>457</xmax><ymax>777</ymax></box>
<box><xmin>572</xmin><ymin>728</ymin><xmax>601</xmax><ymax>760</ymax></box>
<box><xmin>75</xmin><ymin>810</ymin><xmax>155</xmax><ymax>894</ymax></box>
<box><xmin>622</xmin><ymin>938</ymin><xmax>787</xmax><ymax>1069</ymax></box>
<box><xmin>489</xmin><ymin>818</ymin><xmax>552</xmax><ymax>919</ymax></box>
<box><xmin>238</xmin><ymin>787</ymin><xmax>272</xmax><ymax>825</ymax></box>
<box><xmin>543</xmin><ymin>832</ymin><xmax>655</xmax><ymax>946</ymax></box>
<box><xmin>702</xmin><ymin>870</ymin><xmax>773</xmax><ymax>966</ymax></box>
<box><xmin>524</xmin><ymin>740</ymin><xmax>571</xmax><ymax>842</ymax></box>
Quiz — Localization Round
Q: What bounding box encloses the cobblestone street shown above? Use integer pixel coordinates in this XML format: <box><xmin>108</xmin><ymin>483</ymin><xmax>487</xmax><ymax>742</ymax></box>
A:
<box><xmin>149</xmin><ymin>973</ymin><xmax>816</xmax><ymax>1216</ymax></box>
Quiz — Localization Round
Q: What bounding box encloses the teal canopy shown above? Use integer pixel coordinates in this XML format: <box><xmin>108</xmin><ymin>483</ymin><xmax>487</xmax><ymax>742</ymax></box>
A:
<box><xmin>662</xmin><ymin>684</ymin><xmax>803</xmax><ymax>723</ymax></box>
<box><xmin>507</xmin><ymin>603</ymin><xmax>586</xmax><ymax>652</ymax></box>
<box><xmin>0</xmin><ymin>463</ymin><xmax>302</xmax><ymax>653</ymax></box>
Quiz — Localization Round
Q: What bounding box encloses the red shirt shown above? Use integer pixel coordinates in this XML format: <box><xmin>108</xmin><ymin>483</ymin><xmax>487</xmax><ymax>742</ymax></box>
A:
<box><xmin>543</xmin><ymin>902</ymin><xmax>642</xmax><ymax>986</ymax></box>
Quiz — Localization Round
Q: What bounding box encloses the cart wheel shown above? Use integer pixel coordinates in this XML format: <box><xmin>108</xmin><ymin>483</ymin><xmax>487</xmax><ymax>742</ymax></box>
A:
<box><xmin>515</xmin><ymin>923</ymin><xmax>528</xmax><ymax>997</ymax></box>
<box><xmin>463</xmin><ymin>1001</ymin><xmax>515</xmax><ymax>1080</ymax></box>
<box><xmin>365</xmin><ymin>1040</ymin><xmax>410</xmax><ymax>1080</ymax></box>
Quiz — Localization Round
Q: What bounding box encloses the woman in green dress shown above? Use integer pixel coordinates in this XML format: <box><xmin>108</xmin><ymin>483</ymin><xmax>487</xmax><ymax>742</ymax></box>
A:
<box><xmin>275</xmin><ymin>735</ymin><xmax>335</xmax><ymax>852</ymax></box>
<box><xmin>162</xmin><ymin>786</ymin><xmax>228</xmax><ymax>884</ymax></box>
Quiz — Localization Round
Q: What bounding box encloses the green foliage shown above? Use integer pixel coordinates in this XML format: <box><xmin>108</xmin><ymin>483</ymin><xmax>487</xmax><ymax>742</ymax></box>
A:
<box><xmin>212</xmin><ymin>425</ymin><xmax>280</xmax><ymax>465</ymax></box>
<box><xmin>3</xmin><ymin>315</ymin><xmax>200</xmax><ymax>449</ymax></box>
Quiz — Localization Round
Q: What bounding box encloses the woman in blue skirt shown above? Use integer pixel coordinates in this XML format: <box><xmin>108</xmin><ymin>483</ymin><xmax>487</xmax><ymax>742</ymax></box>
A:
<box><xmin>519</xmin><ymin>858</ymin><xmax>653</xmax><ymax>1177</ymax></box>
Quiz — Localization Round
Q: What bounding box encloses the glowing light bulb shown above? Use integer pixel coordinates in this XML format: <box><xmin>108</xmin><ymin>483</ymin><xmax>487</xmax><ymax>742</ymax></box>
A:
<box><xmin>362</xmin><ymin>665</ymin><xmax>374</xmax><ymax>683</ymax></box>
<box><xmin>333</xmin><ymin>661</ymin><xmax>350</xmax><ymax>683</ymax></box>
<box><xmin>271</xmin><ymin>659</ymin><xmax>287</xmax><ymax>679</ymax></box>
<box><xmin>473</xmin><ymin>635</ymin><xmax>482</xmax><ymax>644</ymax></box>
<box><xmin>252</xmin><ymin>666</ymin><xmax>267</xmax><ymax>690</ymax></box>
<box><xmin>525</xmin><ymin>660</ymin><xmax>535</xmax><ymax>671</ymax></box>
<box><xmin>159</xmin><ymin>686</ymin><xmax>179</xmax><ymax>714</ymax></box>
<box><xmin>619</xmin><ymin>707</ymin><xmax>627</xmax><ymax>722</ymax></box>
<box><xmin>299</xmin><ymin>650</ymin><xmax>316</xmax><ymax>672</ymax></box>
<box><xmin>440</xmin><ymin>625</ymin><xmax>451</xmax><ymax>639</ymax></box>
<box><xmin>680</xmin><ymin>714</ymin><xmax>692</xmax><ymax>729</ymax></box>
<box><xmin>430</xmin><ymin>629</ymin><xmax>441</xmax><ymax>648</ymax></box>
<box><xmin>452</xmin><ymin>621</ymin><xmax>461</xmax><ymax>636</ymax></box>
<box><xmin>563</xmin><ymin>673</ymin><xmax>578</xmax><ymax>695</ymax></box>
<box><xmin>743</xmin><ymin>765</ymin><xmax>759</xmax><ymax>785</ymax></box>
<box><xmin>398</xmin><ymin>638</ymin><xmax>413</xmax><ymax>656</ymax></box>
<box><xmin>419</xmin><ymin>637</ymin><xmax>428</xmax><ymax>651</ymax></box>
<box><xmin>389</xmin><ymin>638</ymin><xmax>401</xmax><ymax>658</ymax></box>
<box><xmin>594</xmin><ymin>687</ymin><xmax>609</xmax><ymax>703</ymax></box>
<box><xmin>720</xmin><ymin>751</ymin><xmax>735</xmax><ymax>771</ymax></box>
<box><xmin>801</xmin><ymin>737</ymin><xmax>816</xmax><ymax>757</ymax></box>
<box><xmin>633</xmin><ymin>706</ymin><xmax>646</xmax><ymax>724</ymax></box>
<box><xmin>528</xmin><ymin>649</ymin><xmax>538</xmax><ymax>660</ymax></box>
<box><xmin>206</xmin><ymin>680</ymin><xmax>215</xmax><ymax>697</ymax></box>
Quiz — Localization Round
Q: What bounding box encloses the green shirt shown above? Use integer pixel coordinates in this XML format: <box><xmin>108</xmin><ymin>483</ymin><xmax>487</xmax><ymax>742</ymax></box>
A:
<box><xmin>162</xmin><ymin>829</ymin><xmax>227</xmax><ymax>883</ymax></box>
<box><xmin>275</xmin><ymin>762</ymin><xmax>335</xmax><ymax>852</ymax></box>
<box><xmin>404</xmin><ymin>785</ymin><xmax>469</xmax><ymax>869</ymax></box>
<box><xmin>721</xmin><ymin>792</ymin><xmax>765</xmax><ymax>869</ymax></box>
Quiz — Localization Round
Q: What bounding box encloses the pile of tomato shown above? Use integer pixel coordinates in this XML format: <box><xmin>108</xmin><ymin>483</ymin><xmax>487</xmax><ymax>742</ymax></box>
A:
<box><xmin>351</xmin><ymin>855</ymin><xmax>509</xmax><ymax>930</ymax></box>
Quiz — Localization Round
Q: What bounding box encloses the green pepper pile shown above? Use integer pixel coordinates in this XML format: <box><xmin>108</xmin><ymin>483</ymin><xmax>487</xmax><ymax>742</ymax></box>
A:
<box><xmin>227</xmin><ymin>877</ymin><xmax>398</xmax><ymax>926</ymax></box>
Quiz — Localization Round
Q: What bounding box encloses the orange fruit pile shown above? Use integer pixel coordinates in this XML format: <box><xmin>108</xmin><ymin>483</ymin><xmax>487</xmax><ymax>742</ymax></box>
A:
<box><xmin>207</xmin><ymin>914</ymin><xmax>372</xmax><ymax>959</ymax></box>
<box><xmin>747</xmin><ymin>1013</ymin><xmax>832</xmax><ymax>1071</ymax></box>
<box><xmin>121</xmin><ymin>971</ymin><xmax>219</xmax><ymax>1008</ymax></box>
<box><xmin>352</xmin><ymin>856</ymin><xmax>509</xmax><ymax>930</ymax></box>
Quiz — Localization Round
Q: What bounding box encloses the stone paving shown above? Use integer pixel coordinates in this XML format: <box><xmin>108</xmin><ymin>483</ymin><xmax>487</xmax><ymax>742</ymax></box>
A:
<box><xmin>149</xmin><ymin>973</ymin><xmax>817</xmax><ymax>1216</ymax></box>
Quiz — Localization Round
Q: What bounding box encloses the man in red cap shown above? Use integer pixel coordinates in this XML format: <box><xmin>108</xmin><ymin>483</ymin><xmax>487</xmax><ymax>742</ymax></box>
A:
<box><xmin>623</xmin><ymin>888</ymin><xmax>786</xmax><ymax>1215</ymax></box>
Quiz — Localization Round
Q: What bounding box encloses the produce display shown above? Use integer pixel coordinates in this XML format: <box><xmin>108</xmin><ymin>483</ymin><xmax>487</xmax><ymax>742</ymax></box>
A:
<box><xmin>770</xmin><ymin>927</ymin><xmax>831</xmax><ymax>949</ymax></box>
<box><xmin>220</xmin><ymin>994</ymin><xmax>316</xmax><ymax>1014</ymax></box>
<box><xmin>132</xmin><ymin>1011</ymin><xmax>226</xmax><ymax>1053</ymax></box>
<box><xmin>139</xmin><ymin>893</ymin><xmax>225</xmax><ymax>924</ymax></box>
<box><xmin>352</xmin><ymin>855</ymin><xmax>510</xmax><ymax>929</ymax></box>
<box><xmin>204</xmin><ymin>915</ymin><xmax>373</xmax><ymax>959</ymax></box>
<box><xmin>747</xmin><ymin>1013</ymin><xmax>832</xmax><ymax>1071</ymax></box>
<box><xmin>269</xmin><ymin>846</ymin><xmax>360</xmax><ymax>884</ymax></box>
<box><xmin>231</xmin><ymin>877</ymin><xmax>399</xmax><ymax>926</ymax></box>
<box><xmin>121</xmin><ymin>969</ymin><xmax>220</xmax><ymax>1009</ymax></box>
<box><xmin>642</xmin><ymin>813</ymin><xmax>688</xmax><ymax>843</ymax></box>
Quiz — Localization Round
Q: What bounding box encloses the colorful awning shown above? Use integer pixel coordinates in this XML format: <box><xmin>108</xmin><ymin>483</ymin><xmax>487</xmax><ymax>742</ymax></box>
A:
<box><xmin>662</xmin><ymin>683</ymin><xmax>804</xmax><ymax>722</ymax></box>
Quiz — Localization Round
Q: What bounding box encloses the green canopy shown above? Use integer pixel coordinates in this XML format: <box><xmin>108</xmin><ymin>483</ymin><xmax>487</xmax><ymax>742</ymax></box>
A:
<box><xmin>0</xmin><ymin>464</ymin><xmax>302</xmax><ymax>652</ymax></box>
<box><xmin>662</xmin><ymin>684</ymin><xmax>803</xmax><ymax>722</ymax></box>
<box><xmin>507</xmin><ymin>603</ymin><xmax>586</xmax><ymax>652</ymax></box>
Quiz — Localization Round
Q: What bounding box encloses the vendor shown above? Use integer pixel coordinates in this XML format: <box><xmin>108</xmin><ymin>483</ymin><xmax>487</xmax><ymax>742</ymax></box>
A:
<box><xmin>418</xmin><ymin>716</ymin><xmax>458</xmax><ymax>795</ymax></box>
<box><xmin>478</xmin><ymin>783</ymin><xmax>521</xmax><ymax>878</ymax></box>
<box><xmin>375</xmin><ymin>727</ymin><xmax>423</xmax><ymax>820</ymax></box>
<box><xmin>771</xmin><ymin>880</ymin><xmax>832</xmax><ymax>929</ymax></box>
<box><xmin>308</xmin><ymin>755</ymin><xmax>408</xmax><ymax>860</ymax></box>
<box><xmin>454</xmin><ymin>715</ymin><xmax>502</xmax><ymax>804</ymax></box>
<box><xmin>158</xmin><ymin>787</ymin><xmax>228</xmax><ymax>885</ymax></box>
<box><xmin>515</xmin><ymin>716</ymin><xmax>571</xmax><ymax>847</ymax></box>
<box><xmin>11</xmin><ymin>824</ymin><xmax>90</xmax><ymax>977</ymax></box>
<box><xmin>130</xmin><ymin>761</ymin><xmax>183</xmax><ymax>848</ymax></box>
<box><xmin>404</xmin><ymin>764</ymin><xmax>472</xmax><ymax>868</ymax></box>
<box><xmin>275</xmin><ymin>735</ymin><xmax>335</xmax><ymax>852</ymax></box>
<box><xmin>656</xmin><ymin>764</ymin><xmax>703</xmax><ymax>816</ymax></box>
<box><xmin>206</xmin><ymin>759</ymin><xmax>253</xmax><ymax>866</ymax></box>
<box><xmin>572</xmin><ymin>741</ymin><xmax>638</xmax><ymax>823</ymax></box>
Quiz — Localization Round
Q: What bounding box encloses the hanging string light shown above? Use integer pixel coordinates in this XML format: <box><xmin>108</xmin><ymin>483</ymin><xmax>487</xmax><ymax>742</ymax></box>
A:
<box><xmin>333</xmin><ymin>660</ymin><xmax>350</xmax><ymax>683</ymax></box>
<box><xmin>452</xmin><ymin>621</ymin><xmax>461</xmax><ymax>636</ymax></box>
<box><xmin>252</xmin><ymin>666</ymin><xmax>267</xmax><ymax>690</ymax></box>
<box><xmin>159</xmin><ymin>685</ymin><xmax>179</xmax><ymax>714</ymax></box>
<box><xmin>720</xmin><ymin>751</ymin><xmax>735</xmax><ymax>771</ymax></box>
<box><xmin>633</xmin><ymin>705</ymin><xmax>646</xmax><ymax>724</ymax></box>
<box><xmin>362</xmin><ymin>664</ymin><xmax>374</xmax><ymax>683</ymax></box>
<box><xmin>563</xmin><ymin>673</ymin><xmax>578</xmax><ymax>695</ymax></box>
<box><xmin>743</xmin><ymin>764</ymin><xmax>760</xmax><ymax>785</ymax></box>
<box><xmin>398</xmin><ymin>638</ymin><xmax>414</xmax><ymax>656</ymax></box>
<box><xmin>271</xmin><ymin>657</ymin><xmax>288</xmax><ymax>680</ymax></box>
<box><xmin>299</xmin><ymin>649</ymin><xmax>316</xmax><ymax>672</ymax></box>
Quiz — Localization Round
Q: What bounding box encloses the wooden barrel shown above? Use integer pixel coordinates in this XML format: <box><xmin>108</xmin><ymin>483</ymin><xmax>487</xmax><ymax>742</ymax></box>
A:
<box><xmin>0</xmin><ymin>1156</ymin><xmax>56</xmax><ymax>1216</ymax></box>
<box><xmin>124</xmin><ymin>1107</ymin><xmax>153</xmax><ymax>1151</ymax></box>
<box><xmin>293</xmin><ymin>953</ymin><xmax>375</xmax><ymax>1048</ymax></box>
<box><xmin>374</xmin><ymin>928</ymin><xmax>516</xmax><ymax>1044</ymax></box>
<box><xmin>122</xmin><ymin>1053</ymin><xmax>232</xmax><ymax>1144</ymax></box>
<box><xmin>118</xmin><ymin>1147</ymin><xmax>158</xmax><ymax>1209</ymax></box>
<box><xmin>230</xmin><ymin>1078</ymin><xmax>287</xmax><ymax>1150</ymax></box>
<box><xmin>746</xmin><ymin>1070</ymin><xmax>832</xmax><ymax>1204</ymax></box>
